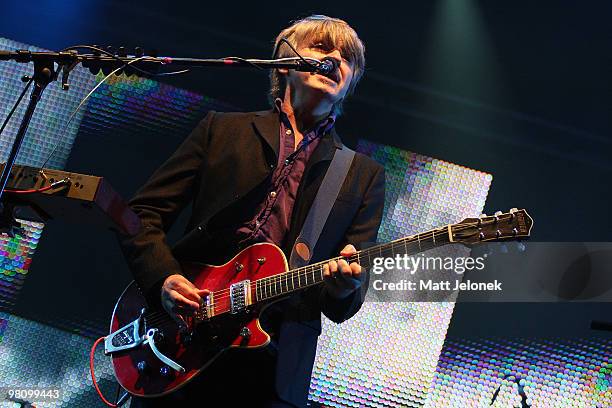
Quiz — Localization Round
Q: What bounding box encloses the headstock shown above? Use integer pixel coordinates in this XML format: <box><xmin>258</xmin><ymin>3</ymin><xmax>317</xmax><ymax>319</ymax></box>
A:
<box><xmin>451</xmin><ymin>208</ymin><xmax>533</xmax><ymax>244</ymax></box>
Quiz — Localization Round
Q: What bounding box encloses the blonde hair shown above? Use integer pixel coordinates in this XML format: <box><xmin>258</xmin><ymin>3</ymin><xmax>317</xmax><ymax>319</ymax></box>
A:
<box><xmin>269</xmin><ymin>15</ymin><xmax>366</xmax><ymax>115</ymax></box>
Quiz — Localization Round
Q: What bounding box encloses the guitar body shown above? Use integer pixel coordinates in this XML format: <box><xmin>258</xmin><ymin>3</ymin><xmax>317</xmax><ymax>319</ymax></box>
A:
<box><xmin>110</xmin><ymin>243</ymin><xmax>288</xmax><ymax>397</ymax></box>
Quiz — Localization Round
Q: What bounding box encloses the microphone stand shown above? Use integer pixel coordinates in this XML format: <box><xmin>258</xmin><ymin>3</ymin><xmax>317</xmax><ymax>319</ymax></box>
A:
<box><xmin>0</xmin><ymin>49</ymin><xmax>322</xmax><ymax>235</ymax></box>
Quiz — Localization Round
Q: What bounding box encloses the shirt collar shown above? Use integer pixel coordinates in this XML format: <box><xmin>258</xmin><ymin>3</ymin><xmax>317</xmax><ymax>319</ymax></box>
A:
<box><xmin>274</xmin><ymin>98</ymin><xmax>336</xmax><ymax>136</ymax></box>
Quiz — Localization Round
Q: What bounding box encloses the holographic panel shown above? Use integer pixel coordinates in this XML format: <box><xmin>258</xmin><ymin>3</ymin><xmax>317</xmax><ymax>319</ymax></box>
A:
<box><xmin>0</xmin><ymin>313</ymin><xmax>117</xmax><ymax>408</ymax></box>
<box><xmin>0</xmin><ymin>37</ymin><xmax>232</xmax><ymax>320</ymax></box>
<box><xmin>0</xmin><ymin>37</ymin><xmax>95</xmax><ymax>312</ymax></box>
<box><xmin>0</xmin><ymin>38</ymin><xmax>97</xmax><ymax>169</ymax></box>
<box><xmin>78</xmin><ymin>71</ymin><xmax>235</xmax><ymax>139</ymax></box>
<box><xmin>0</xmin><ymin>221</ymin><xmax>43</xmax><ymax>310</ymax></box>
<box><xmin>309</xmin><ymin>141</ymin><xmax>492</xmax><ymax>407</ymax></box>
<box><xmin>428</xmin><ymin>337</ymin><xmax>612</xmax><ymax>407</ymax></box>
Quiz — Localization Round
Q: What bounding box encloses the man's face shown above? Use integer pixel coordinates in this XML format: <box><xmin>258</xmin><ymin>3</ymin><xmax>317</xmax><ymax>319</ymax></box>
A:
<box><xmin>284</xmin><ymin>39</ymin><xmax>355</xmax><ymax>107</ymax></box>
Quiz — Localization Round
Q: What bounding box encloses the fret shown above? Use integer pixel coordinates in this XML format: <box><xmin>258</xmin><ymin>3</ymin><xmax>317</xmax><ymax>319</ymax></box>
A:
<box><xmin>417</xmin><ymin>233</ymin><xmax>421</xmax><ymax>251</ymax></box>
<box><xmin>432</xmin><ymin>229</ymin><xmax>436</xmax><ymax>245</ymax></box>
<box><xmin>291</xmin><ymin>271</ymin><xmax>295</xmax><ymax>291</ymax></box>
<box><xmin>319</xmin><ymin>265</ymin><xmax>324</xmax><ymax>281</ymax></box>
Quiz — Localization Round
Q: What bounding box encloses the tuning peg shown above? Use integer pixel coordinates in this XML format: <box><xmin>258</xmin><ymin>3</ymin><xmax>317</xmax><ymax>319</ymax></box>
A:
<box><xmin>118</xmin><ymin>46</ymin><xmax>127</xmax><ymax>57</ymax></box>
<box><xmin>509</xmin><ymin>208</ymin><xmax>518</xmax><ymax>213</ymax></box>
<box><xmin>479</xmin><ymin>213</ymin><xmax>487</xmax><ymax>218</ymax></box>
<box><xmin>494</xmin><ymin>211</ymin><xmax>502</xmax><ymax>223</ymax></box>
<box><xmin>134</xmin><ymin>46</ymin><xmax>144</xmax><ymax>57</ymax></box>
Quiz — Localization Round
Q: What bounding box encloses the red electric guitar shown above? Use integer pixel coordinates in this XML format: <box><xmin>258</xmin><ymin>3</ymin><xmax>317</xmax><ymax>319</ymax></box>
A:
<box><xmin>106</xmin><ymin>209</ymin><xmax>533</xmax><ymax>397</ymax></box>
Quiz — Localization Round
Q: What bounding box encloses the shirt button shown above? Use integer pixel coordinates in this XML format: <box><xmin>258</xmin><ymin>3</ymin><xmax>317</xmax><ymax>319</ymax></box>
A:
<box><xmin>270</xmin><ymin>191</ymin><xmax>277</xmax><ymax>198</ymax></box>
<box><xmin>285</xmin><ymin>129</ymin><xmax>293</xmax><ymax>135</ymax></box>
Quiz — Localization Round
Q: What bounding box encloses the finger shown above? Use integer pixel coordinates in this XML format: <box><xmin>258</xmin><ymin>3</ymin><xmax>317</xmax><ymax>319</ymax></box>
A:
<box><xmin>171</xmin><ymin>291</ymin><xmax>200</xmax><ymax>311</ymax></box>
<box><xmin>329</xmin><ymin>260</ymin><xmax>338</xmax><ymax>274</ymax></box>
<box><xmin>340</xmin><ymin>244</ymin><xmax>357</xmax><ymax>256</ymax></box>
<box><xmin>176</xmin><ymin>281</ymin><xmax>203</xmax><ymax>303</ymax></box>
<box><xmin>322</xmin><ymin>264</ymin><xmax>330</xmax><ymax>278</ymax></box>
<box><xmin>338</xmin><ymin>259</ymin><xmax>353</xmax><ymax>277</ymax></box>
<box><xmin>350</xmin><ymin>262</ymin><xmax>362</xmax><ymax>276</ymax></box>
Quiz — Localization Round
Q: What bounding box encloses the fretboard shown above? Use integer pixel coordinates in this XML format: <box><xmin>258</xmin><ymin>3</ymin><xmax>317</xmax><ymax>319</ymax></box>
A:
<box><xmin>254</xmin><ymin>225</ymin><xmax>453</xmax><ymax>302</ymax></box>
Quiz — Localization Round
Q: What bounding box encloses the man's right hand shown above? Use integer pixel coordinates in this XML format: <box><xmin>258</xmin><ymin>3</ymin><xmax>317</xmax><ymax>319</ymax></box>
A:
<box><xmin>161</xmin><ymin>274</ymin><xmax>209</xmax><ymax>329</ymax></box>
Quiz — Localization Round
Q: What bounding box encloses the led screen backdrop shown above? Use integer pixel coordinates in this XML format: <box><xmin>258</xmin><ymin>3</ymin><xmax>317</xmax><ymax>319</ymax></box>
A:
<box><xmin>429</xmin><ymin>337</ymin><xmax>612</xmax><ymax>407</ymax></box>
<box><xmin>0</xmin><ymin>37</ymin><xmax>96</xmax><ymax>311</ymax></box>
<box><xmin>309</xmin><ymin>142</ymin><xmax>492</xmax><ymax>407</ymax></box>
<box><xmin>0</xmin><ymin>37</ymin><xmax>610</xmax><ymax>408</ymax></box>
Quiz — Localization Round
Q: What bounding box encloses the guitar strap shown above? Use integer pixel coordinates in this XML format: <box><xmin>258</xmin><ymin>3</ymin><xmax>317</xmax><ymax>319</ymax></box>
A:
<box><xmin>289</xmin><ymin>145</ymin><xmax>355</xmax><ymax>269</ymax></box>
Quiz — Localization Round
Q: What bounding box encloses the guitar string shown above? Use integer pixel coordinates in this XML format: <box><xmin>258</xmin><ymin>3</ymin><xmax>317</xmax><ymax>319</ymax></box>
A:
<box><xmin>204</xmin><ymin>215</ymin><xmax>512</xmax><ymax>301</ymax></box>
<box><xmin>143</xmin><ymin>218</ymin><xmax>517</xmax><ymax>325</ymax></box>
<box><xmin>143</xmin><ymin>226</ymin><xmax>455</xmax><ymax>323</ymax></box>
<box><xmin>187</xmin><ymin>220</ymin><xmax>477</xmax><ymax>302</ymax></box>
<box><xmin>195</xmin><ymin>224</ymin><xmax>456</xmax><ymax>301</ymax></box>
<box><xmin>142</xmin><ymin>224</ymin><xmax>495</xmax><ymax>326</ymax></box>
<box><xmin>142</xmin><ymin>220</ymin><xmax>502</xmax><ymax>325</ymax></box>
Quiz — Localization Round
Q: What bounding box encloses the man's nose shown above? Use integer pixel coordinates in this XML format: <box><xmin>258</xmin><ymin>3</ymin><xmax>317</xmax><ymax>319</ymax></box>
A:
<box><xmin>326</xmin><ymin>49</ymin><xmax>342</xmax><ymax>65</ymax></box>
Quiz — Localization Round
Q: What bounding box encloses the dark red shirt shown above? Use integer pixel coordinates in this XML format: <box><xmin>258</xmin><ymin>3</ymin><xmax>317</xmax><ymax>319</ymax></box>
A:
<box><xmin>235</xmin><ymin>102</ymin><xmax>336</xmax><ymax>248</ymax></box>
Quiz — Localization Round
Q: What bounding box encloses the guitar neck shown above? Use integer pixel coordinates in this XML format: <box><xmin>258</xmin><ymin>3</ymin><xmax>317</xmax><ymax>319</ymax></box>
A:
<box><xmin>253</xmin><ymin>226</ymin><xmax>454</xmax><ymax>302</ymax></box>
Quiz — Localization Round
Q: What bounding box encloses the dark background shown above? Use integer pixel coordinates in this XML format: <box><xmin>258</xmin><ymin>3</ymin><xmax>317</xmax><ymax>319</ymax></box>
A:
<box><xmin>1</xmin><ymin>1</ymin><xmax>611</xmax><ymax>337</ymax></box>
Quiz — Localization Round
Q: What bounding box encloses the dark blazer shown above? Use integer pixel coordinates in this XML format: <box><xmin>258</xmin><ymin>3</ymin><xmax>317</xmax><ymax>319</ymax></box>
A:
<box><xmin>119</xmin><ymin>109</ymin><xmax>385</xmax><ymax>406</ymax></box>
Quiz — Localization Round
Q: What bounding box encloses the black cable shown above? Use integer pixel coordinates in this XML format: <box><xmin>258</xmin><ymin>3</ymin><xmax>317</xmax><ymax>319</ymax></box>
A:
<box><xmin>0</xmin><ymin>77</ymin><xmax>33</xmax><ymax>139</ymax></box>
<box><xmin>114</xmin><ymin>383</ymin><xmax>121</xmax><ymax>405</ymax></box>
<box><xmin>273</xmin><ymin>38</ymin><xmax>318</xmax><ymax>70</ymax></box>
<box><xmin>60</xmin><ymin>45</ymin><xmax>190</xmax><ymax>77</ymax></box>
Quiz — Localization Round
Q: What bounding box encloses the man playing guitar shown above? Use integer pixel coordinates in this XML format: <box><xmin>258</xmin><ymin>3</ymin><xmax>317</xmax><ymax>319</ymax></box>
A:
<box><xmin>120</xmin><ymin>15</ymin><xmax>385</xmax><ymax>407</ymax></box>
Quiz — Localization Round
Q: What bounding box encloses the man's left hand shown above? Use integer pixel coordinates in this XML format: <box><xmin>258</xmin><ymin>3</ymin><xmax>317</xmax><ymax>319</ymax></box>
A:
<box><xmin>322</xmin><ymin>244</ymin><xmax>365</xmax><ymax>299</ymax></box>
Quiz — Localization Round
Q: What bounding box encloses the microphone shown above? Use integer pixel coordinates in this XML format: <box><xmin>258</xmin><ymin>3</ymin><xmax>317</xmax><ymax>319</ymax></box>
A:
<box><xmin>317</xmin><ymin>57</ymin><xmax>339</xmax><ymax>75</ymax></box>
